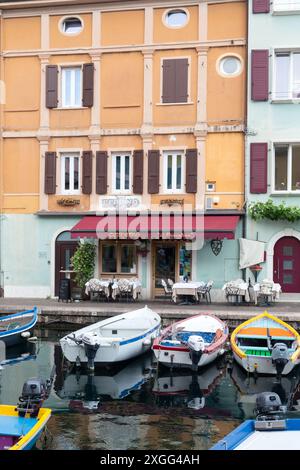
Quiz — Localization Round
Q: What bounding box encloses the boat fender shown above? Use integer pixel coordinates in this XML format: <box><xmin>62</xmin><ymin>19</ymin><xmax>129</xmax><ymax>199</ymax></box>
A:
<box><xmin>21</xmin><ymin>331</ymin><xmax>31</xmax><ymax>339</ymax></box>
<box><xmin>143</xmin><ymin>338</ymin><xmax>151</xmax><ymax>347</ymax></box>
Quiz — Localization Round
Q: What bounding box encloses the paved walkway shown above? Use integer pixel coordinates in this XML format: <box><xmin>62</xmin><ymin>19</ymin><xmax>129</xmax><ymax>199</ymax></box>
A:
<box><xmin>1</xmin><ymin>297</ymin><xmax>300</xmax><ymax>328</ymax></box>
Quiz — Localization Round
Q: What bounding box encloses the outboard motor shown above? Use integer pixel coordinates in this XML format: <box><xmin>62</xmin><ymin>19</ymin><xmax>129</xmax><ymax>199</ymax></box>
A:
<box><xmin>254</xmin><ymin>392</ymin><xmax>287</xmax><ymax>430</ymax></box>
<box><xmin>81</xmin><ymin>333</ymin><xmax>100</xmax><ymax>371</ymax></box>
<box><xmin>187</xmin><ymin>373</ymin><xmax>205</xmax><ymax>410</ymax></box>
<box><xmin>271</xmin><ymin>343</ymin><xmax>289</xmax><ymax>378</ymax></box>
<box><xmin>187</xmin><ymin>335</ymin><xmax>205</xmax><ymax>371</ymax></box>
<box><xmin>17</xmin><ymin>378</ymin><xmax>51</xmax><ymax>418</ymax></box>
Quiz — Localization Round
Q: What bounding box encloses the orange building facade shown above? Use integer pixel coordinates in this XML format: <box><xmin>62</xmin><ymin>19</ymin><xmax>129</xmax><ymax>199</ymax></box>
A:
<box><xmin>0</xmin><ymin>0</ymin><xmax>246</xmax><ymax>299</ymax></box>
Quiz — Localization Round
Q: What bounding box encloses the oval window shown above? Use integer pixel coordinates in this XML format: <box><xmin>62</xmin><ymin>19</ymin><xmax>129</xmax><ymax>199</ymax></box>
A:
<box><xmin>62</xmin><ymin>17</ymin><xmax>83</xmax><ymax>35</ymax></box>
<box><xmin>219</xmin><ymin>56</ymin><xmax>242</xmax><ymax>77</ymax></box>
<box><xmin>165</xmin><ymin>9</ymin><xmax>188</xmax><ymax>28</ymax></box>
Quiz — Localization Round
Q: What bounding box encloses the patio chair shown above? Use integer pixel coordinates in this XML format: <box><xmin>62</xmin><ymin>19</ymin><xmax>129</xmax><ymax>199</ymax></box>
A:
<box><xmin>161</xmin><ymin>279</ymin><xmax>172</xmax><ymax>300</ymax></box>
<box><xmin>167</xmin><ymin>279</ymin><xmax>174</xmax><ymax>288</ymax></box>
<box><xmin>197</xmin><ymin>281</ymin><xmax>214</xmax><ymax>304</ymax></box>
<box><xmin>257</xmin><ymin>282</ymin><xmax>274</xmax><ymax>306</ymax></box>
<box><xmin>225</xmin><ymin>285</ymin><xmax>242</xmax><ymax>304</ymax></box>
<box><xmin>117</xmin><ymin>279</ymin><xmax>133</xmax><ymax>302</ymax></box>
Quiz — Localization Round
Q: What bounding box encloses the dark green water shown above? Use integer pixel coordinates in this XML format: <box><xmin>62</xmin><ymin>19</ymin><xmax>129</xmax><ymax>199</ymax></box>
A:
<box><xmin>1</xmin><ymin>329</ymin><xmax>300</xmax><ymax>450</ymax></box>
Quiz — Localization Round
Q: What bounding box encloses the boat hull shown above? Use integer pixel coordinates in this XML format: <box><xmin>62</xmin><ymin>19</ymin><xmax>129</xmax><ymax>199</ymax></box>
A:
<box><xmin>233</xmin><ymin>350</ymin><xmax>299</xmax><ymax>376</ymax></box>
<box><xmin>60</xmin><ymin>307</ymin><xmax>161</xmax><ymax>365</ymax></box>
<box><xmin>153</xmin><ymin>346</ymin><xmax>223</xmax><ymax>369</ymax></box>
<box><xmin>0</xmin><ymin>308</ymin><xmax>38</xmax><ymax>348</ymax></box>
<box><xmin>0</xmin><ymin>405</ymin><xmax>51</xmax><ymax>451</ymax></box>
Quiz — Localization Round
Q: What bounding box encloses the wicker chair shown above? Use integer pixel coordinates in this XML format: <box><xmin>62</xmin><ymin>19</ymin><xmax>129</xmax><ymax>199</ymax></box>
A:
<box><xmin>117</xmin><ymin>279</ymin><xmax>133</xmax><ymax>302</ymax></box>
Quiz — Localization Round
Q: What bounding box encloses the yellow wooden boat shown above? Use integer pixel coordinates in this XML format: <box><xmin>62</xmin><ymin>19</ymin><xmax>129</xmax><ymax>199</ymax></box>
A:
<box><xmin>231</xmin><ymin>311</ymin><xmax>300</xmax><ymax>376</ymax></box>
<box><xmin>0</xmin><ymin>405</ymin><xmax>51</xmax><ymax>450</ymax></box>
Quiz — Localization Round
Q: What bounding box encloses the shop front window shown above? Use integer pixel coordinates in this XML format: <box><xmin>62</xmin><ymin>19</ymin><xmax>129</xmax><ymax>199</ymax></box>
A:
<box><xmin>101</xmin><ymin>243</ymin><xmax>137</xmax><ymax>275</ymax></box>
<box><xmin>179</xmin><ymin>245</ymin><xmax>192</xmax><ymax>280</ymax></box>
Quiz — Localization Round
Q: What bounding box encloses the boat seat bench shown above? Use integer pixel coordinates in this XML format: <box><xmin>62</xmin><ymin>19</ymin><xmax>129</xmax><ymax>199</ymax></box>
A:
<box><xmin>0</xmin><ymin>415</ymin><xmax>38</xmax><ymax>437</ymax></box>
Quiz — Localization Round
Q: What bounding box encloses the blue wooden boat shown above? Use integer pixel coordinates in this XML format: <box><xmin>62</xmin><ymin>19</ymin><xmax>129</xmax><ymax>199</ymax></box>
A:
<box><xmin>0</xmin><ymin>378</ymin><xmax>51</xmax><ymax>450</ymax></box>
<box><xmin>211</xmin><ymin>392</ymin><xmax>300</xmax><ymax>450</ymax></box>
<box><xmin>0</xmin><ymin>308</ymin><xmax>38</xmax><ymax>347</ymax></box>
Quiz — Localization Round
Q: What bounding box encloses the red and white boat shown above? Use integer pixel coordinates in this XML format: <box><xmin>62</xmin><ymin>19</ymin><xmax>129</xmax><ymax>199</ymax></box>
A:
<box><xmin>152</xmin><ymin>313</ymin><xmax>228</xmax><ymax>370</ymax></box>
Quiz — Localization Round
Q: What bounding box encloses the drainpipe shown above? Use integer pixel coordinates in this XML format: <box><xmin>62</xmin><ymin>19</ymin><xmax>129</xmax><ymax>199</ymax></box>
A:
<box><xmin>241</xmin><ymin>1</ymin><xmax>250</xmax><ymax>283</ymax></box>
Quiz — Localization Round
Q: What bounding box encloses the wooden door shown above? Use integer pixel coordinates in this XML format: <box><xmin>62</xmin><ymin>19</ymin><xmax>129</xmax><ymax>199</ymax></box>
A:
<box><xmin>152</xmin><ymin>242</ymin><xmax>179</xmax><ymax>298</ymax></box>
<box><xmin>55</xmin><ymin>241</ymin><xmax>78</xmax><ymax>296</ymax></box>
<box><xmin>273</xmin><ymin>237</ymin><xmax>300</xmax><ymax>293</ymax></box>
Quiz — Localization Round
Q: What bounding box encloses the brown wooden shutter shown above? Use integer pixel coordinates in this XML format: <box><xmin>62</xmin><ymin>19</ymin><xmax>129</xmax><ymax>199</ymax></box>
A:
<box><xmin>44</xmin><ymin>151</ymin><xmax>57</xmax><ymax>194</ymax></box>
<box><xmin>162</xmin><ymin>59</ymin><xmax>176</xmax><ymax>103</ymax></box>
<box><xmin>175</xmin><ymin>59</ymin><xmax>189</xmax><ymax>103</ymax></box>
<box><xmin>148</xmin><ymin>150</ymin><xmax>160</xmax><ymax>194</ymax></box>
<box><xmin>162</xmin><ymin>59</ymin><xmax>188</xmax><ymax>103</ymax></box>
<box><xmin>251</xmin><ymin>50</ymin><xmax>269</xmax><ymax>101</ymax></box>
<box><xmin>250</xmin><ymin>143</ymin><xmax>268</xmax><ymax>194</ymax></box>
<box><xmin>253</xmin><ymin>0</ymin><xmax>270</xmax><ymax>13</ymax></box>
<box><xmin>186</xmin><ymin>149</ymin><xmax>198</xmax><ymax>193</ymax></box>
<box><xmin>82</xmin><ymin>63</ymin><xmax>94</xmax><ymax>108</ymax></box>
<box><xmin>96</xmin><ymin>151</ymin><xmax>108</xmax><ymax>195</ymax></box>
<box><xmin>46</xmin><ymin>65</ymin><xmax>58</xmax><ymax>109</ymax></box>
<box><xmin>133</xmin><ymin>150</ymin><xmax>144</xmax><ymax>195</ymax></box>
<box><xmin>82</xmin><ymin>151</ymin><xmax>93</xmax><ymax>195</ymax></box>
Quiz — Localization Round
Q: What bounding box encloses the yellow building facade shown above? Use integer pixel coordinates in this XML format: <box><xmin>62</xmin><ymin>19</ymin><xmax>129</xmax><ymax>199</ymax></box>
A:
<box><xmin>0</xmin><ymin>0</ymin><xmax>246</xmax><ymax>299</ymax></box>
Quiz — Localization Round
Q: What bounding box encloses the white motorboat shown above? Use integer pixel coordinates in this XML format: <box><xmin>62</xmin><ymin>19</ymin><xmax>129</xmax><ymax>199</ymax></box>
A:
<box><xmin>60</xmin><ymin>306</ymin><xmax>161</xmax><ymax>369</ymax></box>
<box><xmin>152</xmin><ymin>313</ymin><xmax>228</xmax><ymax>370</ymax></box>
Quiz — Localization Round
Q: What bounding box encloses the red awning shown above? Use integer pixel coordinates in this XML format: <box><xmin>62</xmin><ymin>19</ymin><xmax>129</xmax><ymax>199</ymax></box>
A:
<box><xmin>70</xmin><ymin>214</ymin><xmax>240</xmax><ymax>240</ymax></box>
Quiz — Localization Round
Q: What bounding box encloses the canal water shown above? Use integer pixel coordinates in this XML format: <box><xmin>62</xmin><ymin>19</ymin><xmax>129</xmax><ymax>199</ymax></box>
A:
<box><xmin>1</xmin><ymin>328</ymin><xmax>300</xmax><ymax>450</ymax></box>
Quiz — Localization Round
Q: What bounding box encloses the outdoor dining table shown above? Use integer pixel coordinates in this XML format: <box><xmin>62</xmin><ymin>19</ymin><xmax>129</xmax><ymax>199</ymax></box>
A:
<box><xmin>172</xmin><ymin>281</ymin><xmax>205</xmax><ymax>303</ymax></box>
<box><xmin>253</xmin><ymin>282</ymin><xmax>282</xmax><ymax>305</ymax></box>
<box><xmin>222</xmin><ymin>280</ymin><xmax>250</xmax><ymax>303</ymax></box>
<box><xmin>85</xmin><ymin>279</ymin><xmax>111</xmax><ymax>299</ymax></box>
<box><xmin>111</xmin><ymin>279</ymin><xmax>142</xmax><ymax>300</ymax></box>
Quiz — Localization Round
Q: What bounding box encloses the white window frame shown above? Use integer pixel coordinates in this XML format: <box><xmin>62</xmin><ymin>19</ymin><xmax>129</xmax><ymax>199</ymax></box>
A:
<box><xmin>112</xmin><ymin>152</ymin><xmax>132</xmax><ymax>194</ymax></box>
<box><xmin>272</xmin><ymin>142</ymin><xmax>300</xmax><ymax>194</ymax></box>
<box><xmin>162</xmin><ymin>8</ymin><xmax>190</xmax><ymax>29</ymax></box>
<box><xmin>163</xmin><ymin>150</ymin><xmax>185</xmax><ymax>194</ymax></box>
<box><xmin>272</xmin><ymin>0</ymin><xmax>300</xmax><ymax>14</ymax></box>
<box><xmin>60</xmin><ymin>65</ymin><xmax>82</xmax><ymax>109</ymax></box>
<box><xmin>60</xmin><ymin>152</ymin><xmax>81</xmax><ymax>195</ymax></box>
<box><xmin>59</xmin><ymin>16</ymin><xmax>84</xmax><ymax>36</ymax></box>
<box><xmin>273</xmin><ymin>50</ymin><xmax>300</xmax><ymax>102</ymax></box>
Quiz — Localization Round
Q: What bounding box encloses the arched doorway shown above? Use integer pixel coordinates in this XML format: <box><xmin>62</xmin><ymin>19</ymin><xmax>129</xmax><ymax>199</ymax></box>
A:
<box><xmin>55</xmin><ymin>231</ymin><xmax>79</xmax><ymax>296</ymax></box>
<box><xmin>273</xmin><ymin>236</ymin><xmax>300</xmax><ymax>293</ymax></box>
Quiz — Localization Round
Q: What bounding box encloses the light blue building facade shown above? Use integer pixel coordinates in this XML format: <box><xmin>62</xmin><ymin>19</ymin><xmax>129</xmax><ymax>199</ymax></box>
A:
<box><xmin>246</xmin><ymin>0</ymin><xmax>300</xmax><ymax>295</ymax></box>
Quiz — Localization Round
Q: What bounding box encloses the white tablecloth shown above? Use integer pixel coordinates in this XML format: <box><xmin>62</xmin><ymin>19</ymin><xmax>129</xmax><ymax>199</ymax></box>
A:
<box><xmin>111</xmin><ymin>279</ymin><xmax>142</xmax><ymax>300</ymax></box>
<box><xmin>253</xmin><ymin>282</ymin><xmax>281</xmax><ymax>304</ymax></box>
<box><xmin>222</xmin><ymin>280</ymin><xmax>250</xmax><ymax>302</ymax></box>
<box><xmin>85</xmin><ymin>279</ymin><xmax>111</xmax><ymax>298</ymax></box>
<box><xmin>172</xmin><ymin>282</ymin><xmax>205</xmax><ymax>303</ymax></box>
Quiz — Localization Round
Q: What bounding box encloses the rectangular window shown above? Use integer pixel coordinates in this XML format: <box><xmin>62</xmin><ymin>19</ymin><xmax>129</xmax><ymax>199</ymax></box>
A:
<box><xmin>102</xmin><ymin>244</ymin><xmax>117</xmax><ymax>273</ymax></box>
<box><xmin>274</xmin><ymin>52</ymin><xmax>300</xmax><ymax>100</ymax></box>
<box><xmin>101</xmin><ymin>243</ymin><xmax>137</xmax><ymax>275</ymax></box>
<box><xmin>61</xmin><ymin>153</ymin><xmax>80</xmax><ymax>194</ymax></box>
<box><xmin>273</xmin><ymin>0</ymin><xmax>300</xmax><ymax>12</ymax></box>
<box><xmin>274</xmin><ymin>144</ymin><xmax>300</xmax><ymax>192</ymax></box>
<box><xmin>61</xmin><ymin>67</ymin><xmax>82</xmax><ymax>108</ymax></box>
<box><xmin>162</xmin><ymin>58</ymin><xmax>189</xmax><ymax>104</ymax></box>
<box><xmin>163</xmin><ymin>151</ymin><xmax>184</xmax><ymax>193</ymax></box>
<box><xmin>112</xmin><ymin>153</ymin><xmax>131</xmax><ymax>193</ymax></box>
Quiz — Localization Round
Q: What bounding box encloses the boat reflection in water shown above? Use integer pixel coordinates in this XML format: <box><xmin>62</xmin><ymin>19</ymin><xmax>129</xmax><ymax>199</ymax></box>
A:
<box><xmin>0</xmin><ymin>341</ymin><xmax>37</xmax><ymax>368</ymax></box>
<box><xmin>230</xmin><ymin>362</ymin><xmax>300</xmax><ymax>418</ymax></box>
<box><xmin>54</xmin><ymin>349</ymin><xmax>154</xmax><ymax>412</ymax></box>
<box><xmin>152</xmin><ymin>359</ymin><xmax>229</xmax><ymax>415</ymax></box>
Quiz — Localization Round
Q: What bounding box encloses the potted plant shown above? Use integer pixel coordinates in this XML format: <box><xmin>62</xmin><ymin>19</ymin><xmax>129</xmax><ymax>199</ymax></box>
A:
<box><xmin>71</xmin><ymin>240</ymin><xmax>96</xmax><ymax>300</ymax></box>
